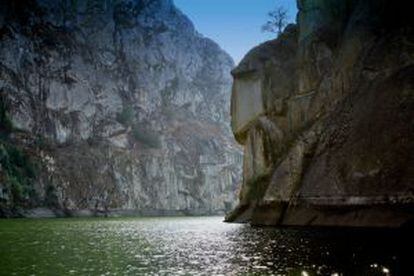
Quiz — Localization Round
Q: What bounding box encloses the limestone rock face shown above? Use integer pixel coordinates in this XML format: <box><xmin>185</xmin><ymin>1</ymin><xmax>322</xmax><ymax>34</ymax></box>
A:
<box><xmin>226</xmin><ymin>0</ymin><xmax>414</xmax><ymax>227</ymax></box>
<box><xmin>0</xmin><ymin>0</ymin><xmax>242</xmax><ymax>216</ymax></box>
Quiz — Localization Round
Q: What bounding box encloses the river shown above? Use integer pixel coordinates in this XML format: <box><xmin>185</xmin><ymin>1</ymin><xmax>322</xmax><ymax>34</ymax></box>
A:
<box><xmin>0</xmin><ymin>216</ymin><xmax>409</xmax><ymax>275</ymax></box>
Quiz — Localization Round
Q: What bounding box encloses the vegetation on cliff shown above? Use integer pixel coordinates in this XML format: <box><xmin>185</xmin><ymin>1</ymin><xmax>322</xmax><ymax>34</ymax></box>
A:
<box><xmin>0</xmin><ymin>0</ymin><xmax>242</xmax><ymax>217</ymax></box>
<box><xmin>0</xmin><ymin>97</ymin><xmax>39</xmax><ymax>215</ymax></box>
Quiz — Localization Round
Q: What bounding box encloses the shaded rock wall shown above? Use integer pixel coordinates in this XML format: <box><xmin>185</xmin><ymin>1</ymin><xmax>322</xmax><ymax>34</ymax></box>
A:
<box><xmin>226</xmin><ymin>0</ymin><xmax>414</xmax><ymax>227</ymax></box>
<box><xmin>0</xmin><ymin>0</ymin><xmax>242</xmax><ymax>217</ymax></box>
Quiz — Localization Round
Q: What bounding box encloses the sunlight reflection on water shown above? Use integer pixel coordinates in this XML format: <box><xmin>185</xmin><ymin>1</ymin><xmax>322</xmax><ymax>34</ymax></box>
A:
<box><xmin>0</xmin><ymin>216</ymin><xmax>408</xmax><ymax>275</ymax></box>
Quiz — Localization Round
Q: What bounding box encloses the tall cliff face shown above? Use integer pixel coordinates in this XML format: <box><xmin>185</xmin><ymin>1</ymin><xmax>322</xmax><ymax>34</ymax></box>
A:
<box><xmin>227</xmin><ymin>0</ymin><xmax>414</xmax><ymax>227</ymax></box>
<box><xmin>0</xmin><ymin>0</ymin><xmax>242</xmax><ymax>217</ymax></box>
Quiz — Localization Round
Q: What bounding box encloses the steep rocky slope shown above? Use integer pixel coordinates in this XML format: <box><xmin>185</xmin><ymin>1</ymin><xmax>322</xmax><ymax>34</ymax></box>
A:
<box><xmin>0</xmin><ymin>0</ymin><xmax>242</xmax><ymax>217</ymax></box>
<box><xmin>226</xmin><ymin>0</ymin><xmax>413</xmax><ymax>227</ymax></box>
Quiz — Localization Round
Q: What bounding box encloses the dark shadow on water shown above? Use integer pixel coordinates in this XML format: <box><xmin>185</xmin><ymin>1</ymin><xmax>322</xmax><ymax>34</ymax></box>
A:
<box><xmin>231</xmin><ymin>224</ymin><xmax>412</xmax><ymax>275</ymax></box>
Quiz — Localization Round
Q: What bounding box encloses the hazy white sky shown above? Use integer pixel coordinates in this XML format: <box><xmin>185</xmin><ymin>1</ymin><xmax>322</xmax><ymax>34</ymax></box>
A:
<box><xmin>174</xmin><ymin>0</ymin><xmax>298</xmax><ymax>64</ymax></box>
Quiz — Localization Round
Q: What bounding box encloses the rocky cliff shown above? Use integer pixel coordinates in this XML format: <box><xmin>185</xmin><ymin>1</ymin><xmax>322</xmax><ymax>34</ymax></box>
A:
<box><xmin>0</xmin><ymin>0</ymin><xmax>242</xmax><ymax>217</ymax></box>
<box><xmin>226</xmin><ymin>0</ymin><xmax>414</xmax><ymax>227</ymax></box>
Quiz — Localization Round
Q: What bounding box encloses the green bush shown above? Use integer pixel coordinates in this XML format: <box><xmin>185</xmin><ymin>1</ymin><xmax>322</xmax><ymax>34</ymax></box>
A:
<box><xmin>0</xmin><ymin>97</ymin><xmax>13</xmax><ymax>133</ymax></box>
<box><xmin>7</xmin><ymin>146</ymin><xmax>25</xmax><ymax>167</ymax></box>
<box><xmin>45</xmin><ymin>184</ymin><xmax>59</xmax><ymax>208</ymax></box>
<box><xmin>131</xmin><ymin>125</ymin><xmax>161</xmax><ymax>148</ymax></box>
<box><xmin>8</xmin><ymin>176</ymin><xmax>24</xmax><ymax>203</ymax></box>
<box><xmin>116</xmin><ymin>105</ymin><xmax>135</xmax><ymax>126</ymax></box>
<box><xmin>0</xmin><ymin>142</ymin><xmax>37</xmax><ymax>206</ymax></box>
<box><xmin>0</xmin><ymin>96</ymin><xmax>38</xmax><ymax>207</ymax></box>
<box><xmin>3</xmin><ymin>144</ymin><xmax>37</xmax><ymax>178</ymax></box>
<box><xmin>34</xmin><ymin>135</ymin><xmax>47</xmax><ymax>150</ymax></box>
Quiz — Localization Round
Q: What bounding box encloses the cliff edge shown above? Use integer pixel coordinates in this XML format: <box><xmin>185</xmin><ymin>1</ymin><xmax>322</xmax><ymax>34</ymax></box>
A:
<box><xmin>226</xmin><ymin>0</ymin><xmax>413</xmax><ymax>227</ymax></box>
<box><xmin>0</xmin><ymin>0</ymin><xmax>242</xmax><ymax>217</ymax></box>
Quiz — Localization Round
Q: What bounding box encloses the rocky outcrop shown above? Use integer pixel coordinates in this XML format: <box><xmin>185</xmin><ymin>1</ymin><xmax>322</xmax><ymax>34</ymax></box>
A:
<box><xmin>0</xmin><ymin>0</ymin><xmax>242</xmax><ymax>217</ymax></box>
<box><xmin>226</xmin><ymin>0</ymin><xmax>414</xmax><ymax>227</ymax></box>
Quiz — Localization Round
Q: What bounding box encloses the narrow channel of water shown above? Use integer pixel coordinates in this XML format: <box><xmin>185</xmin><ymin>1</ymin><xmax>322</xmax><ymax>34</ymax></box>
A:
<box><xmin>0</xmin><ymin>216</ymin><xmax>409</xmax><ymax>275</ymax></box>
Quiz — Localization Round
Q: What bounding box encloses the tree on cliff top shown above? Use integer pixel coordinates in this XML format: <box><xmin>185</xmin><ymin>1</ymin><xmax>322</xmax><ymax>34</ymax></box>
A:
<box><xmin>262</xmin><ymin>5</ymin><xmax>288</xmax><ymax>36</ymax></box>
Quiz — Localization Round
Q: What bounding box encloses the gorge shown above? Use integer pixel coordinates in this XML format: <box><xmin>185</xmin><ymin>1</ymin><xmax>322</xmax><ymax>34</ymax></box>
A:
<box><xmin>0</xmin><ymin>0</ymin><xmax>412</xmax><ymax>224</ymax></box>
<box><xmin>0</xmin><ymin>0</ymin><xmax>413</xmax><ymax>275</ymax></box>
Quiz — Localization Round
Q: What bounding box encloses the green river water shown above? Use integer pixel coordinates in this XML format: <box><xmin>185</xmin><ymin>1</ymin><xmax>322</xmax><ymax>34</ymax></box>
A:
<box><xmin>0</xmin><ymin>216</ymin><xmax>409</xmax><ymax>275</ymax></box>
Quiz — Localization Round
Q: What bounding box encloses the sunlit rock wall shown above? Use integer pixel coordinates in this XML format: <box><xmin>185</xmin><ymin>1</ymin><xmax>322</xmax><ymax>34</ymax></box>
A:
<box><xmin>0</xmin><ymin>0</ymin><xmax>242</xmax><ymax>216</ymax></box>
<box><xmin>226</xmin><ymin>0</ymin><xmax>414</xmax><ymax>227</ymax></box>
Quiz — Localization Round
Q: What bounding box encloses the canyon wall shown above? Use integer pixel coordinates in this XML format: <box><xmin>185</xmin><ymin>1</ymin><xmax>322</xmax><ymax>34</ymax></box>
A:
<box><xmin>226</xmin><ymin>0</ymin><xmax>414</xmax><ymax>227</ymax></box>
<box><xmin>0</xmin><ymin>0</ymin><xmax>242</xmax><ymax>217</ymax></box>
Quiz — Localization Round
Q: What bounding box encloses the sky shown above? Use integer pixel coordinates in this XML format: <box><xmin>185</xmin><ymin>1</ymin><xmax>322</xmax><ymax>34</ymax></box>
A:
<box><xmin>174</xmin><ymin>0</ymin><xmax>298</xmax><ymax>64</ymax></box>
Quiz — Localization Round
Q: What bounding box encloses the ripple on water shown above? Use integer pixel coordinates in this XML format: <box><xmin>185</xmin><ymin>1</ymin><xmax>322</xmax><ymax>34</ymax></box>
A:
<box><xmin>0</xmin><ymin>216</ymin><xmax>409</xmax><ymax>275</ymax></box>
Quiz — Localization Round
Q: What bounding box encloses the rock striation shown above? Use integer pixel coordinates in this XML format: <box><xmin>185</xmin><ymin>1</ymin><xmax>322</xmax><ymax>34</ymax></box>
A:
<box><xmin>0</xmin><ymin>0</ymin><xmax>242</xmax><ymax>217</ymax></box>
<box><xmin>226</xmin><ymin>0</ymin><xmax>414</xmax><ymax>227</ymax></box>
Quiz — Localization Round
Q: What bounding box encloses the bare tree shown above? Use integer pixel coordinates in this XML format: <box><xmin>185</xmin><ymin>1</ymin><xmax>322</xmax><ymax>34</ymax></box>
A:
<box><xmin>262</xmin><ymin>5</ymin><xmax>288</xmax><ymax>36</ymax></box>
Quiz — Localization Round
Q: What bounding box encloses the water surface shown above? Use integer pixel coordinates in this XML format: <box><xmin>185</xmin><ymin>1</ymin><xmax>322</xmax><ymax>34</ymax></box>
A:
<box><xmin>0</xmin><ymin>216</ymin><xmax>408</xmax><ymax>275</ymax></box>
